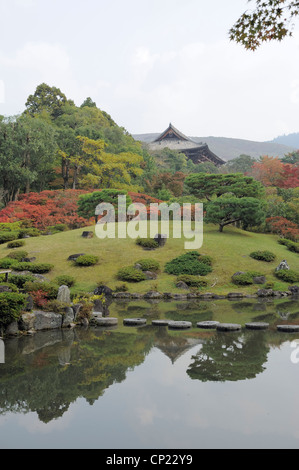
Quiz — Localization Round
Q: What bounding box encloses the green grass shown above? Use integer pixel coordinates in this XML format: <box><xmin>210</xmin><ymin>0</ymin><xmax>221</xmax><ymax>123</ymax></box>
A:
<box><xmin>0</xmin><ymin>222</ymin><xmax>298</xmax><ymax>296</ymax></box>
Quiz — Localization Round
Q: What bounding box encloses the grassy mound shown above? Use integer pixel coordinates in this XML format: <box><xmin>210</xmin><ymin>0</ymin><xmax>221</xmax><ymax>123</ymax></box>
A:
<box><xmin>0</xmin><ymin>222</ymin><xmax>298</xmax><ymax>296</ymax></box>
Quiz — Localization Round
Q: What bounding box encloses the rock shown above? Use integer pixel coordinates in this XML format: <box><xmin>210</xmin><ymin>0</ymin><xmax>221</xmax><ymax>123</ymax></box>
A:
<box><xmin>143</xmin><ymin>291</ymin><xmax>163</xmax><ymax>299</ymax></box>
<box><xmin>23</xmin><ymin>257</ymin><xmax>36</xmax><ymax>263</ymax></box>
<box><xmin>216</xmin><ymin>323</ymin><xmax>242</xmax><ymax>332</ymax></box>
<box><xmin>123</xmin><ymin>318</ymin><xmax>147</xmax><ymax>326</ymax></box>
<box><xmin>232</xmin><ymin>271</ymin><xmax>246</xmax><ymax>277</ymax></box>
<box><xmin>173</xmin><ymin>294</ymin><xmax>188</xmax><ymax>300</ymax></box>
<box><xmin>94</xmin><ymin>317</ymin><xmax>118</xmax><ymax>327</ymax></box>
<box><xmin>82</xmin><ymin>231</ymin><xmax>94</xmax><ymax>239</ymax></box>
<box><xmin>80</xmin><ymin>318</ymin><xmax>89</xmax><ymax>328</ymax></box>
<box><xmin>94</xmin><ymin>285</ymin><xmax>113</xmax><ymax>297</ymax></box>
<box><xmin>257</xmin><ymin>289</ymin><xmax>274</xmax><ymax>297</ymax></box>
<box><xmin>134</xmin><ymin>263</ymin><xmax>142</xmax><ymax>270</ymax></box>
<box><xmin>5</xmin><ymin>322</ymin><xmax>19</xmax><ymax>336</ymax></box>
<box><xmin>277</xmin><ymin>325</ymin><xmax>299</xmax><ymax>333</ymax></box>
<box><xmin>227</xmin><ymin>293</ymin><xmax>244</xmax><ymax>299</ymax></box>
<box><xmin>67</xmin><ymin>253</ymin><xmax>85</xmax><ymax>261</ymax></box>
<box><xmin>176</xmin><ymin>281</ymin><xmax>189</xmax><ymax>290</ymax></box>
<box><xmin>0</xmin><ymin>285</ymin><xmax>13</xmax><ymax>293</ymax></box>
<box><xmin>33</xmin><ymin>311</ymin><xmax>63</xmax><ymax>331</ymax></box>
<box><xmin>144</xmin><ymin>271</ymin><xmax>158</xmax><ymax>280</ymax></box>
<box><xmin>253</xmin><ymin>276</ymin><xmax>267</xmax><ymax>285</ymax></box>
<box><xmin>197</xmin><ymin>321</ymin><xmax>220</xmax><ymax>329</ymax></box>
<box><xmin>245</xmin><ymin>322</ymin><xmax>269</xmax><ymax>330</ymax></box>
<box><xmin>19</xmin><ymin>313</ymin><xmax>36</xmax><ymax>331</ymax></box>
<box><xmin>163</xmin><ymin>293</ymin><xmax>173</xmax><ymax>299</ymax></box>
<box><xmin>62</xmin><ymin>307</ymin><xmax>75</xmax><ymax>328</ymax></box>
<box><xmin>198</xmin><ymin>293</ymin><xmax>215</xmax><ymax>300</ymax></box>
<box><xmin>168</xmin><ymin>321</ymin><xmax>192</xmax><ymax>330</ymax></box>
<box><xmin>289</xmin><ymin>285</ymin><xmax>299</xmax><ymax>295</ymax></box>
<box><xmin>72</xmin><ymin>304</ymin><xmax>82</xmax><ymax>321</ymax></box>
<box><xmin>154</xmin><ymin>234</ymin><xmax>167</xmax><ymax>247</ymax></box>
<box><xmin>275</xmin><ymin>260</ymin><xmax>290</xmax><ymax>272</ymax></box>
<box><xmin>57</xmin><ymin>285</ymin><xmax>71</xmax><ymax>304</ymax></box>
<box><xmin>24</xmin><ymin>295</ymin><xmax>34</xmax><ymax>312</ymax></box>
<box><xmin>152</xmin><ymin>319</ymin><xmax>171</xmax><ymax>326</ymax></box>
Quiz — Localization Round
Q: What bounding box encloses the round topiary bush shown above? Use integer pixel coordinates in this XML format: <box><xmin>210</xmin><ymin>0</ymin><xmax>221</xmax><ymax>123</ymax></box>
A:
<box><xmin>7</xmin><ymin>240</ymin><xmax>26</xmax><ymax>249</ymax></box>
<box><xmin>74</xmin><ymin>255</ymin><xmax>99</xmax><ymax>267</ymax></box>
<box><xmin>136</xmin><ymin>259</ymin><xmax>160</xmax><ymax>272</ymax></box>
<box><xmin>136</xmin><ymin>237</ymin><xmax>159</xmax><ymax>250</ymax></box>
<box><xmin>275</xmin><ymin>269</ymin><xmax>299</xmax><ymax>283</ymax></box>
<box><xmin>250</xmin><ymin>251</ymin><xmax>276</xmax><ymax>262</ymax></box>
<box><xmin>0</xmin><ymin>292</ymin><xmax>27</xmax><ymax>328</ymax></box>
<box><xmin>117</xmin><ymin>266</ymin><xmax>147</xmax><ymax>282</ymax></box>
<box><xmin>232</xmin><ymin>273</ymin><xmax>254</xmax><ymax>285</ymax></box>
<box><xmin>13</xmin><ymin>262</ymin><xmax>54</xmax><ymax>274</ymax></box>
<box><xmin>55</xmin><ymin>275</ymin><xmax>76</xmax><ymax>287</ymax></box>
<box><xmin>0</xmin><ymin>258</ymin><xmax>18</xmax><ymax>269</ymax></box>
<box><xmin>6</xmin><ymin>251</ymin><xmax>28</xmax><ymax>262</ymax></box>
<box><xmin>165</xmin><ymin>251</ymin><xmax>212</xmax><ymax>276</ymax></box>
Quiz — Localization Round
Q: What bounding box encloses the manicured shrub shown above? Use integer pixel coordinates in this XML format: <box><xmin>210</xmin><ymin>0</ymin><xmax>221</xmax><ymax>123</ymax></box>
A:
<box><xmin>45</xmin><ymin>300</ymin><xmax>70</xmax><ymax>314</ymax></box>
<box><xmin>176</xmin><ymin>275</ymin><xmax>208</xmax><ymax>287</ymax></box>
<box><xmin>6</xmin><ymin>251</ymin><xmax>28</xmax><ymax>262</ymax></box>
<box><xmin>55</xmin><ymin>275</ymin><xmax>76</xmax><ymax>287</ymax></box>
<box><xmin>275</xmin><ymin>269</ymin><xmax>299</xmax><ymax>283</ymax></box>
<box><xmin>74</xmin><ymin>255</ymin><xmax>99</xmax><ymax>266</ymax></box>
<box><xmin>13</xmin><ymin>262</ymin><xmax>54</xmax><ymax>274</ymax></box>
<box><xmin>278</xmin><ymin>238</ymin><xmax>299</xmax><ymax>253</ymax></box>
<box><xmin>264</xmin><ymin>281</ymin><xmax>274</xmax><ymax>290</ymax></box>
<box><xmin>18</xmin><ymin>228</ymin><xmax>40</xmax><ymax>238</ymax></box>
<box><xmin>136</xmin><ymin>237</ymin><xmax>159</xmax><ymax>249</ymax></box>
<box><xmin>0</xmin><ymin>232</ymin><xmax>20</xmax><ymax>245</ymax></box>
<box><xmin>165</xmin><ymin>251</ymin><xmax>212</xmax><ymax>276</ymax></box>
<box><xmin>117</xmin><ymin>266</ymin><xmax>146</xmax><ymax>282</ymax></box>
<box><xmin>7</xmin><ymin>240</ymin><xmax>25</xmax><ymax>248</ymax></box>
<box><xmin>232</xmin><ymin>273</ymin><xmax>254</xmax><ymax>285</ymax></box>
<box><xmin>7</xmin><ymin>274</ymin><xmax>36</xmax><ymax>289</ymax></box>
<box><xmin>0</xmin><ymin>282</ymin><xmax>18</xmax><ymax>292</ymax></box>
<box><xmin>23</xmin><ymin>281</ymin><xmax>59</xmax><ymax>299</ymax></box>
<box><xmin>136</xmin><ymin>259</ymin><xmax>160</xmax><ymax>272</ymax></box>
<box><xmin>0</xmin><ymin>292</ymin><xmax>27</xmax><ymax>327</ymax></box>
<box><xmin>250</xmin><ymin>251</ymin><xmax>276</xmax><ymax>262</ymax></box>
<box><xmin>0</xmin><ymin>258</ymin><xmax>18</xmax><ymax>269</ymax></box>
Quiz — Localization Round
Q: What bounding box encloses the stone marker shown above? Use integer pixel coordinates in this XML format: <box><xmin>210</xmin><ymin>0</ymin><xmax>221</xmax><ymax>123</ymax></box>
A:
<box><xmin>57</xmin><ymin>285</ymin><xmax>71</xmax><ymax>304</ymax></box>
<box><xmin>95</xmin><ymin>317</ymin><xmax>118</xmax><ymax>327</ymax></box>
<box><xmin>197</xmin><ymin>321</ymin><xmax>220</xmax><ymax>329</ymax></box>
<box><xmin>216</xmin><ymin>323</ymin><xmax>242</xmax><ymax>332</ymax></box>
<box><xmin>168</xmin><ymin>321</ymin><xmax>192</xmax><ymax>330</ymax></box>
<box><xmin>277</xmin><ymin>325</ymin><xmax>299</xmax><ymax>333</ymax></box>
<box><xmin>123</xmin><ymin>318</ymin><xmax>147</xmax><ymax>326</ymax></box>
<box><xmin>152</xmin><ymin>319</ymin><xmax>171</xmax><ymax>326</ymax></box>
<box><xmin>275</xmin><ymin>260</ymin><xmax>290</xmax><ymax>272</ymax></box>
<box><xmin>245</xmin><ymin>322</ymin><xmax>269</xmax><ymax>330</ymax></box>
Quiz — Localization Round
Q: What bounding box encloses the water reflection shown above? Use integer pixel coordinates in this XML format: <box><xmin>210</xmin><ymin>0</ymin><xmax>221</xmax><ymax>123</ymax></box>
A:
<box><xmin>0</xmin><ymin>297</ymin><xmax>298</xmax><ymax>427</ymax></box>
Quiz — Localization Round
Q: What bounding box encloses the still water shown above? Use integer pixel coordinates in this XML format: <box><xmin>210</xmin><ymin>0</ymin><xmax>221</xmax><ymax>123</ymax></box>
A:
<box><xmin>1</xmin><ymin>297</ymin><xmax>299</xmax><ymax>449</ymax></box>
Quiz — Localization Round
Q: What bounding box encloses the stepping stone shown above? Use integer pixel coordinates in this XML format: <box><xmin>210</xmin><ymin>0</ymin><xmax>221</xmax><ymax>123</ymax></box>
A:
<box><xmin>197</xmin><ymin>321</ymin><xmax>220</xmax><ymax>329</ymax></box>
<box><xmin>245</xmin><ymin>322</ymin><xmax>269</xmax><ymax>330</ymax></box>
<box><xmin>168</xmin><ymin>321</ymin><xmax>192</xmax><ymax>330</ymax></box>
<box><xmin>94</xmin><ymin>317</ymin><xmax>118</xmax><ymax>326</ymax></box>
<box><xmin>123</xmin><ymin>318</ymin><xmax>147</xmax><ymax>326</ymax></box>
<box><xmin>277</xmin><ymin>325</ymin><xmax>299</xmax><ymax>333</ymax></box>
<box><xmin>152</xmin><ymin>320</ymin><xmax>171</xmax><ymax>326</ymax></box>
<box><xmin>216</xmin><ymin>323</ymin><xmax>241</xmax><ymax>332</ymax></box>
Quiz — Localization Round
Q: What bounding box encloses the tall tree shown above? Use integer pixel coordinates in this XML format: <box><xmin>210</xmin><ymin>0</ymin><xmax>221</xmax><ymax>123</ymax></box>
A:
<box><xmin>25</xmin><ymin>83</ymin><xmax>74</xmax><ymax>120</ymax></box>
<box><xmin>230</xmin><ymin>0</ymin><xmax>299</xmax><ymax>50</ymax></box>
<box><xmin>184</xmin><ymin>173</ymin><xmax>265</xmax><ymax>201</ymax></box>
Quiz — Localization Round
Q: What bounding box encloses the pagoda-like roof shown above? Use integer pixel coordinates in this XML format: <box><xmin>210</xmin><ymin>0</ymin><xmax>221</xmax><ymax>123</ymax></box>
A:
<box><xmin>148</xmin><ymin>123</ymin><xmax>226</xmax><ymax>166</ymax></box>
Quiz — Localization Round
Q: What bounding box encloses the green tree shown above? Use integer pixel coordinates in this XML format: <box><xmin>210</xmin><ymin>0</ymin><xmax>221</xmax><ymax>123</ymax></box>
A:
<box><xmin>224</xmin><ymin>154</ymin><xmax>256</xmax><ymax>174</ymax></box>
<box><xmin>77</xmin><ymin>189</ymin><xmax>133</xmax><ymax>222</ymax></box>
<box><xmin>0</xmin><ymin>115</ymin><xmax>57</xmax><ymax>203</ymax></box>
<box><xmin>184</xmin><ymin>173</ymin><xmax>265</xmax><ymax>201</ymax></box>
<box><xmin>281</xmin><ymin>150</ymin><xmax>299</xmax><ymax>165</ymax></box>
<box><xmin>205</xmin><ymin>196</ymin><xmax>266</xmax><ymax>232</ymax></box>
<box><xmin>230</xmin><ymin>0</ymin><xmax>299</xmax><ymax>50</ymax></box>
<box><xmin>25</xmin><ymin>83</ymin><xmax>74</xmax><ymax>120</ymax></box>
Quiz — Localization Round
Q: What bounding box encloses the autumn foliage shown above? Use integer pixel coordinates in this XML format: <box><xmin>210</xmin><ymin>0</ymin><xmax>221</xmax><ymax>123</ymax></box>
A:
<box><xmin>250</xmin><ymin>156</ymin><xmax>299</xmax><ymax>188</ymax></box>
<box><xmin>266</xmin><ymin>216</ymin><xmax>299</xmax><ymax>241</ymax></box>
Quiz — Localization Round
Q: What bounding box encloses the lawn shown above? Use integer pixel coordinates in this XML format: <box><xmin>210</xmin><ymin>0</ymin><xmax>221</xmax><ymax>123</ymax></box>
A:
<box><xmin>0</xmin><ymin>222</ymin><xmax>298</xmax><ymax>296</ymax></box>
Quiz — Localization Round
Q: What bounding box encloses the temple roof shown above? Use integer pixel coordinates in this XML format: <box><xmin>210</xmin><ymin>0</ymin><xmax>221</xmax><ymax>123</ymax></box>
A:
<box><xmin>148</xmin><ymin>123</ymin><xmax>226</xmax><ymax>166</ymax></box>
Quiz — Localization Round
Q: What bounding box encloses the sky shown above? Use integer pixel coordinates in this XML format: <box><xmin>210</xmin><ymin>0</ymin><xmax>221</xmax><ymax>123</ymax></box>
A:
<box><xmin>1</xmin><ymin>0</ymin><xmax>299</xmax><ymax>142</ymax></box>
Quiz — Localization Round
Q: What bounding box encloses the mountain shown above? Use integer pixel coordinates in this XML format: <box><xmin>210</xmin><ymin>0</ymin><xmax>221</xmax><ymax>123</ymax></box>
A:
<box><xmin>270</xmin><ymin>133</ymin><xmax>299</xmax><ymax>148</ymax></box>
<box><xmin>133</xmin><ymin>133</ymin><xmax>296</xmax><ymax>161</ymax></box>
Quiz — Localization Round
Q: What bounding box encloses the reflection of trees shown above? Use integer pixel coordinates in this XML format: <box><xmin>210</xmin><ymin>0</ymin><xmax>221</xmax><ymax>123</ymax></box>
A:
<box><xmin>0</xmin><ymin>328</ymin><xmax>154</xmax><ymax>423</ymax></box>
<box><xmin>187</xmin><ymin>331</ymin><xmax>270</xmax><ymax>383</ymax></box>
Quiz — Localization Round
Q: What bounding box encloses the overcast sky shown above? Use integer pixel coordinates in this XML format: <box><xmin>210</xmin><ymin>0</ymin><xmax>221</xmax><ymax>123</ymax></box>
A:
<box><xmin>1</xmin><ymin>0</ymin><xmax>299</xmax><ymax>142</ymax></box>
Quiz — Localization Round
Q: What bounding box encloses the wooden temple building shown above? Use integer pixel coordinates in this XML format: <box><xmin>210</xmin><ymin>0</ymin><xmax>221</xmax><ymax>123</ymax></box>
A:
<box><xmin>148</xmin><ymin>123</ymin><xmax>225</xmax><ymax>167</ymax></box>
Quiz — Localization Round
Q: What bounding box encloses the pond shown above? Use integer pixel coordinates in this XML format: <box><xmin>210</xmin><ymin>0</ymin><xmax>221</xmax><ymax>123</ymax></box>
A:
<box><xmin>0</xmin><ymin>297</ymin><xmax>299</xmax><ymax>450</ymax></box>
